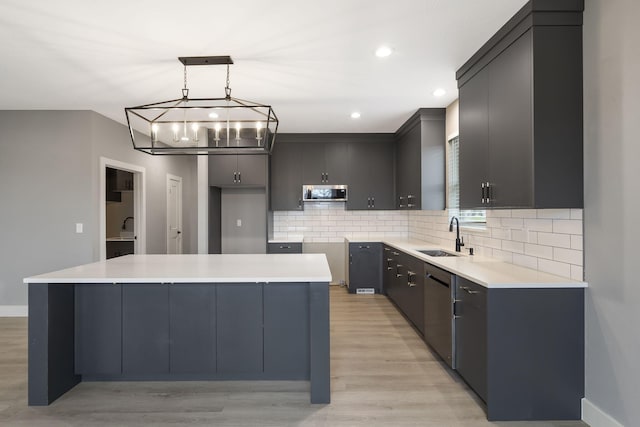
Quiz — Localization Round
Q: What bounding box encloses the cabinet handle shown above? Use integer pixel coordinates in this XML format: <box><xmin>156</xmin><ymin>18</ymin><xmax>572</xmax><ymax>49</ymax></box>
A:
<box><xmin>485</xmin><ymin>182</ymin><xmax>491</xmax><ymax>203</ymax></box>
<box><xmin>359</xmin><ymin>245</ymin><xmax>370</xmax><ymax>249</ymax></box>
<box><xmin>481</xmin><ymin>182</ymin><xmax>486</xmax><ymax>204</ymax></box>
<box><xmin>298</xmin><ymin>199</ymin><xmax>302</xmax><ymax>209</ymax></box>
<box><xmin>233</xmin><ymin>172</ymin><xmax>237</xmax><ymax>183</ymax></box>
<box><xmin>407</xmin><ymin>195</ymin><xmax>415</xmax><ymax>208</ymax></box>
<box><xmin>460</xmin><ymin>286</ymin><xmax>479</xmax><ymax>295</ymax></box>
<box><xmin>279</xmin><ymin>245</ymin><xmax>291</xmax><ymax>249</ymax></box>
<box><xmin>371</xmin><ymin>197</ymin><xmax>375</xmax><ymax>208</ymax></box>
<box><xmin>384</xmin><ymin>247</ymin><xmax>390</xmax><ymax>252</ymax></box>
<box><xmin>349</xmin><ymin>253</ymin><xmax>353</xmax><ymax>264</ymax></box>
<box><xmin>238</xmin><ymin>172</ymin><xmax>241</xmax><ymax>183</ymax></box>
<box><xmin>396</xmin><ymin>264</ymin><xmax>404</xmax><ymax>278</ymax></box>
<box><xmin>392</xmin><ymin>252</ymin><xmax>400</xmax><ymax>256</ymax></box>
<box><xmin>399</xmin><ymin>196</ymin><xmax>405</xmax><ymax>208</ymax></box>
<box><xmin>325</xmin><ymin>172</ymin><xmax>329</xmax><ymax>182</ymax></box>
<box><xmin>407</xmin><ymin>271</ymin><xmax>416</xmax><ymax>287</ymax></box>
<box><xmin>386</xmin><ymin>258</ymin><xmax>393</xmax><ymax>270</ymax></box>
<box><xmin>367</xmin><ymin>197</ymin><xmax>371</xmax><ymax>208</ymax></box>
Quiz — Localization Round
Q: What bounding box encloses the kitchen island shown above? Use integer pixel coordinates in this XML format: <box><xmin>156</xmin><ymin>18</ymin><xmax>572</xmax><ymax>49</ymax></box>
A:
<box><xmin>24</xmin><ymin>254</ymin><xmax>332</xmax><ymax>406</ymax></box>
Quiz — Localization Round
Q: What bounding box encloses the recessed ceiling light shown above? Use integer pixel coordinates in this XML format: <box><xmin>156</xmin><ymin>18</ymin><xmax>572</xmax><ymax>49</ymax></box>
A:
<box><xmin>375</xmin><ymin>45</ymin><xmax>393</xmax><ymax>58</ymax></box>
<box><xmin>351</xmin><ymin>112</ymin><xmax>361</xmax><ymax>119</ymax></box>
<box><xmin>433</xmin><ymin>88</ymin><xmax>446</xmax><ymax>97</ymax></box>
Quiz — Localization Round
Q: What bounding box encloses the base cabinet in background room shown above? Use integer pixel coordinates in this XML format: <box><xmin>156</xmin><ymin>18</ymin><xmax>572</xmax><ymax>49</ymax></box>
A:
<box><xmin>347</xmin><ymin>242</ymin><xmax>382</xmax><ymax>293</ymax></box>
<box><xmin>267</xmin><ymin>242</ymin><xmax>303</xmax><ymax>254</ymax></box>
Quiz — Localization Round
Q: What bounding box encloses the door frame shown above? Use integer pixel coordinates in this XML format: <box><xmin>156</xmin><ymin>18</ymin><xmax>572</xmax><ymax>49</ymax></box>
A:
<box><xmin>99</xmin><ymin>157</ymin><xmax>146</xmax><ymax>260</ymax></box>
<box><xmin>166</xmin><ymin>173</ymin><xmax>183</xmax><ymax>254</ymax></box>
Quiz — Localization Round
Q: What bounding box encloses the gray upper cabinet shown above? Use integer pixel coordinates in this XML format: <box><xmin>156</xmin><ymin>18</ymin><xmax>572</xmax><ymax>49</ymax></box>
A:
<box><xmin>301</xmin><ymin>139</ymin><xmax>348</xmax><ymax>185</ymax></box>
<box><xmin>457</xmin><ymin>1</ymin><xmax>584</xmax><ymax>209</ymax></box>
<box><xmin>269</xmin><ymin>134</ymin><xmax>396</xmax><ymax>211</ymax></box>
<box><xmin>346</xmin><ymin>137</ymin><xmax>395</xmax><ymax>210</ymax></box>
<box><xmin>209</xmin><ymin>154</ymin><xmax>267</xmax><ymax>187</ymax></box>
<box><xmin>270</xmin><ymin>140</ymin><xmax>303</xmax><ymax>211</ymax></box>
<box><xmin>394</xmin><ymin>109</ymin><xmax>446</xmax><ymax>210</ymax></box>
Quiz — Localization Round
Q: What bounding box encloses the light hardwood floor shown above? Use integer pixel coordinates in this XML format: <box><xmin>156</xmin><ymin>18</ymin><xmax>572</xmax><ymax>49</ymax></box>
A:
<box><xmin>0</xmin><ymin>287</ymin><xmax>588</xmax><ymax>426</ymax></box>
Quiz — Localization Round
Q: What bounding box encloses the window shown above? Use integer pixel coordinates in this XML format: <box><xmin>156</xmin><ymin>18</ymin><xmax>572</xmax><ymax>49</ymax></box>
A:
<box><xmin>448</xmin><ymin>136</ymin><xmax>486</xmax><ymax>226</ymax></box>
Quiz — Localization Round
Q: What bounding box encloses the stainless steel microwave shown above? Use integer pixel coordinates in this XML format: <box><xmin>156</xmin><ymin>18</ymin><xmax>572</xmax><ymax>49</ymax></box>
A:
<box><xmin>302</xmin><ymin>185</ymin><xmax>348</xmax><ymax>202</ymax></box>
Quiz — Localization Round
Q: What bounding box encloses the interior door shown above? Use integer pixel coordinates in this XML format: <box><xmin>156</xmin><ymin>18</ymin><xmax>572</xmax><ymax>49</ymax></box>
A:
<box><xmin>167</xmin><ymin>175</ymin><xmax>182</xmax><ymax>254</ymax></box>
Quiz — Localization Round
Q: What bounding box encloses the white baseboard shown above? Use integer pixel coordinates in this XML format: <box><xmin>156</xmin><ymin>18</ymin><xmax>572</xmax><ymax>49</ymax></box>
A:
<box><xmin>583</xmin><ymin>398</ymin><xmax>624</xmax><ymax>427</ymax></box>
<box><xmin>0</xmin><ymin>305</ymin><xmax>28</xmax><ymax>317</ymax></box>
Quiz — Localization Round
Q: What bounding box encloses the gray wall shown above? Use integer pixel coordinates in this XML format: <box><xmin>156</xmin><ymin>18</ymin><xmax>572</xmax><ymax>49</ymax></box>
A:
<box><xmin>584</xmin><ymin>0</ymin><xmax>640</xmax><ymax>425</ymax></box>
<box><xmin>0</xmin><ymin>111</ymin><xmax>197</xmax><ymax>306</ymax></box>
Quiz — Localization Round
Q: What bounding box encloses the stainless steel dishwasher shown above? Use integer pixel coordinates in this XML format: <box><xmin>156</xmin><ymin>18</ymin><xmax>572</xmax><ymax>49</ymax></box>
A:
<box><xmin>423</xmin><ymin>262</ymin><xmax>454</xmax><ymax>368</ymax></box>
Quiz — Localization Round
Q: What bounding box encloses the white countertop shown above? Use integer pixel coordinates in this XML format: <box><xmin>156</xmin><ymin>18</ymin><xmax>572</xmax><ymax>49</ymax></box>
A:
<box><xmin>268</xmin><ymin>236</ymin><xmax>304</xmax><ymax>244</ymax></box>
<box><xmin>106</xmin><ymin>237</ymin><xmax>135</xmax><ymax>242</ymax></box>
<box><xmin>346</xmin><ymin>238</ymin><xmax>586</xmax><ymax>289</ymax></box>
<box><xmin>24</xmin><ymin>254</ymin><xmax>332</xmax><ymax>284</ymax></box>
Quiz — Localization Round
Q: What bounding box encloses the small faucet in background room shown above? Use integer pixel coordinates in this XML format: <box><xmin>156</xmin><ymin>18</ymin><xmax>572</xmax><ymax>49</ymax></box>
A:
<box><xmin>122</xmin><ymin>216</ymin><xmax>134</xmax><ymax>231</ymax></box>
<box><xmin>449</xmin><ymin>216</ymin><xmax>464</xmax><ymax>252</ymax></box>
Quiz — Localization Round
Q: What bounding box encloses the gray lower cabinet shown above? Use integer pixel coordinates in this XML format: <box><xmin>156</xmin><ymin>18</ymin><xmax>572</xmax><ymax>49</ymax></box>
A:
<box><xmin>454</xmin><ymin>278</ymin><xmax>488</xmax><ymax>402</ymax></box>
<box><xmin>75</xmin><ymin>284</ymin><xmax>122</xmax><ymax>375</ymax></box>
<box><xmin>347</xmin><ymin>242</ymin><xmax>382</xmax><ymax>293</ymax></box>
<box><xmin>263</xmin><ymin>283</ymin><xmax>309</xmax><ymax>378</ymax></box>
<box><xmin>216</xmin><ymin>283</ymin><xmax>263</xmax><ymax>374</ymax></box>
<box><xmin>387</xmin><ymin>251</ymin><xmax>424</xmax><ymax>335</ymax></box>
<box><xmin>122</xmin><ymin>283</ymin><xmax>170</xmax><ymax>374</ymax></box>
<box><xmin>267</xmin><ymin>242</ymin><xmax>303</xmax><ymax>253</ymax></box>
<box><xmin>346</xmin><ymin>138</ymin><xmax>395</xmax><ymax>210</ymax></box>
<box><xmin>423</xmin><ymin>263</ymin><xmax>454</xmax><ymax>367</ymax></box>
<box><xmin>454</xmin><ymin>276</ymin><xmax>585</xmax><ymax>421</ymax></box>
<box><xmin>169</xmin><ymin>284</ymin><xmax>216</xmax><ymax>374</ymax></box>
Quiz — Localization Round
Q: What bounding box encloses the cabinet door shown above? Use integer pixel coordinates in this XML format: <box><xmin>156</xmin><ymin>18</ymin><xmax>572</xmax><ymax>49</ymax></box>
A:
<box><xmin>301</xmin><ymin>142</ymin><xmax>326</xmax><ymax>184</ymax></box>
<box><xmin>169</xmin><ymin>284</ymin><xmax>216</xmax><ymax>374</ymax></box>
<box><xmin>459</xmin><ymin>66</ymin><xmax>490</xmax><ymax>209</ymax></box>
<box><xmin>382</xmin><ymin>246</ymin><xmax>395</xmax><ymax>295</ymax></box>
<box><xmin>455</xmin><ymin>278</ymin><xmax>487</xmax><ymax>402</ymax></box>
<box><xmin>270</xmin><ymin>142</ymin><xmax>303</xmax><ymax>210</ymax></box>
<box><xmin>395</xmin><ymin>125</ymin><xmax>421</xmax><ymax>209</ymax></box>
<box><xmin>348</xmin><ymin>243</ymin><xmax>382</xmax><ymax>293</ymax></box>
<box><xmin>267</xmin><ymin>242</ymin><xmax>303</xmax><ymax>253</ymax></box>
<box><xmin>488</xmin><ymin>30</ymin><xmax>533</xmax><ymax>208</ymax></box>
<box><xmin>75</xmin><ymin>284</ymin><xmax>122</xmax><ymax>375</ymax></box>
<box><xmin>216</xmin><ymin>283</ymin><xmax>263</xmax><ymax>374</ymax></box>
<box><xmin>263</xmin><ymin>283</ymin><xmax>309</xmax><ymax>378</ymax></box>
<box><xmin>404</xmin><ymin>255</ymin><xmax>424</xmax><ymax>334</ymax></box>
<box><xmin>237</xmin><ymin>154</ymin><xmax>267</xmax><ymax>186</ymax></box>
<box><xmin>209</xmin><ymin>155</ymin><xmax>238</xmax><ymax>186</ymax></box>
<box><xmin>324</xmin><ymin>140</ymin><xmax>349</xmax><ymax>184</ymax></box>
<box><xmin>122</xmin><ymin>284</ymin><xmax>170</xmax><ymax>374</ymax></box>
<box><xmin>347</xmin><ymin>140</ymin><xmax>394</xmax><ymax>210</ymax></box>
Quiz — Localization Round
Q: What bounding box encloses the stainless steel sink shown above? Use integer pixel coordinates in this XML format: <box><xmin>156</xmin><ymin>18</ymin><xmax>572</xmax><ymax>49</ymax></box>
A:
<box><xmin>417</xmin><ymin>249</ymin><xmax>459</xmax><ymax>257</ymax></box>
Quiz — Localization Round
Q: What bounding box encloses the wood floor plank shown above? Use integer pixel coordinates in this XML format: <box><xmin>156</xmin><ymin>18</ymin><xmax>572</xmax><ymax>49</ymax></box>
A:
<box><xmin>0</xmin><ymin>287</ymin><xmax>587</xmax><ymax>426</ymax></box>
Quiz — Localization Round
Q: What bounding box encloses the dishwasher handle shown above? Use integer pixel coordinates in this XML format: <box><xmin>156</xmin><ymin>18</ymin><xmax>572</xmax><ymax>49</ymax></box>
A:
<box><xmin>426</xmin><ymin>272</ymin><xmax>450</xmax><ymax>288</ymax></box>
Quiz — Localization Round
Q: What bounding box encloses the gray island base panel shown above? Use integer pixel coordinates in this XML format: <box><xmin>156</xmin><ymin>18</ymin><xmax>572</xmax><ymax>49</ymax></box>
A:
<box><xmin>25</xmin><ymin>255</ymin><xmax>331</xmax><ymax>406</ymax></box>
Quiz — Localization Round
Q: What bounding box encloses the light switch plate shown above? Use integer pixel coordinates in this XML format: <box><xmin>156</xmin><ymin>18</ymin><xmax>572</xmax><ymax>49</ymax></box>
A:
<box><xmin>75</xmin><ymin>223</ymin><xmax>83</xmax><ymax>233</ymax></box>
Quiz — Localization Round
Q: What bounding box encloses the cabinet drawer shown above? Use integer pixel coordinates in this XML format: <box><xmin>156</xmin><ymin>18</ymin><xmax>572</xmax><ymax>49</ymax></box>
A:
<box><xmin>267</xmin><ymin>242</ymin><xmax>303</xmax><ymax>253</ymax></box>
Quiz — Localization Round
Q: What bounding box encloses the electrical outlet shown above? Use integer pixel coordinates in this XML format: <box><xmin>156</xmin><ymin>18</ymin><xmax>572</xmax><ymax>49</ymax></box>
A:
<box><xmin>75</xmin><ymin>223</ymin><xmax>83</xmax><ymax>233</ymax></box>
<box><xmin>236</xmin><ymin>219</ymin><xmax>242</xmax><ymax>227</ymax></box>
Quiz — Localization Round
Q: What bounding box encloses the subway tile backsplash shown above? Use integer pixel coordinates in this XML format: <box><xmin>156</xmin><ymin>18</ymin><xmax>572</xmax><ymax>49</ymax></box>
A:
<box><xmin>272</xmin><ymin>205</ymin><xmax>584</xmax><ymax>281</ymax></box>
<box><xmin>408</xmin><ymin>209</ymin><xmax>584</xmax><ymax>280</ymax></box>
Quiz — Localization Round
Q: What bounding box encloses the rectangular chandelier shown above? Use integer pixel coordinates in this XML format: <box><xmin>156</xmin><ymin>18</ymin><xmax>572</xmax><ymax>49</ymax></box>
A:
<box><xmin>125</xmin><ymin>56</ymin><xmax>278</xmax><ymax>155</ymax></box>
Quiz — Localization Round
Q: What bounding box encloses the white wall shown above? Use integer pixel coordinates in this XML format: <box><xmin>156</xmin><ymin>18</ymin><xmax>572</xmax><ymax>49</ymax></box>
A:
<box><xmin>583</xmin><ymin>0</ymin><xmax>640</xmax><ymax>425</ymax></box>
<box><xmin>0</xmin><ymin>111</ymin><xmax>198</xmax><ymax>310</ymax></box>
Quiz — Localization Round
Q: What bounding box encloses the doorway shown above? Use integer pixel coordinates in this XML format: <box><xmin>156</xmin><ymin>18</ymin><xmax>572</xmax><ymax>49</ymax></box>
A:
<box><xmin>167</xmin><ymin>174</ymin><xmax>183</xmax><ymax>254</ymax></box>
<box><xmin>99</xmin><ymin>157</ymin><xmax>146</xmax><ymax>260</ymax></box>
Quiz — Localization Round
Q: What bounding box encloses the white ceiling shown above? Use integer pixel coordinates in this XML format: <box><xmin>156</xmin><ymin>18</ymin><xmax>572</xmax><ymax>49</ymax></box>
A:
<box><xmin>0</xmin><ymin>0</ymin><xmax>527</xmax><ymax>133</ymax></box>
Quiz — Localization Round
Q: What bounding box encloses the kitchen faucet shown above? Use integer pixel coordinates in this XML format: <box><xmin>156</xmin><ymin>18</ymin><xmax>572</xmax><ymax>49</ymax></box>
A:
<box><xmin>449</xmin><ymin>216</ymin><xmax>464</xmax><ymax>252</ymax></box>
<box><xmin>122</xmin><ymin>216</ymin><xmax>134</xmax><ymax>231</ymax></box>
